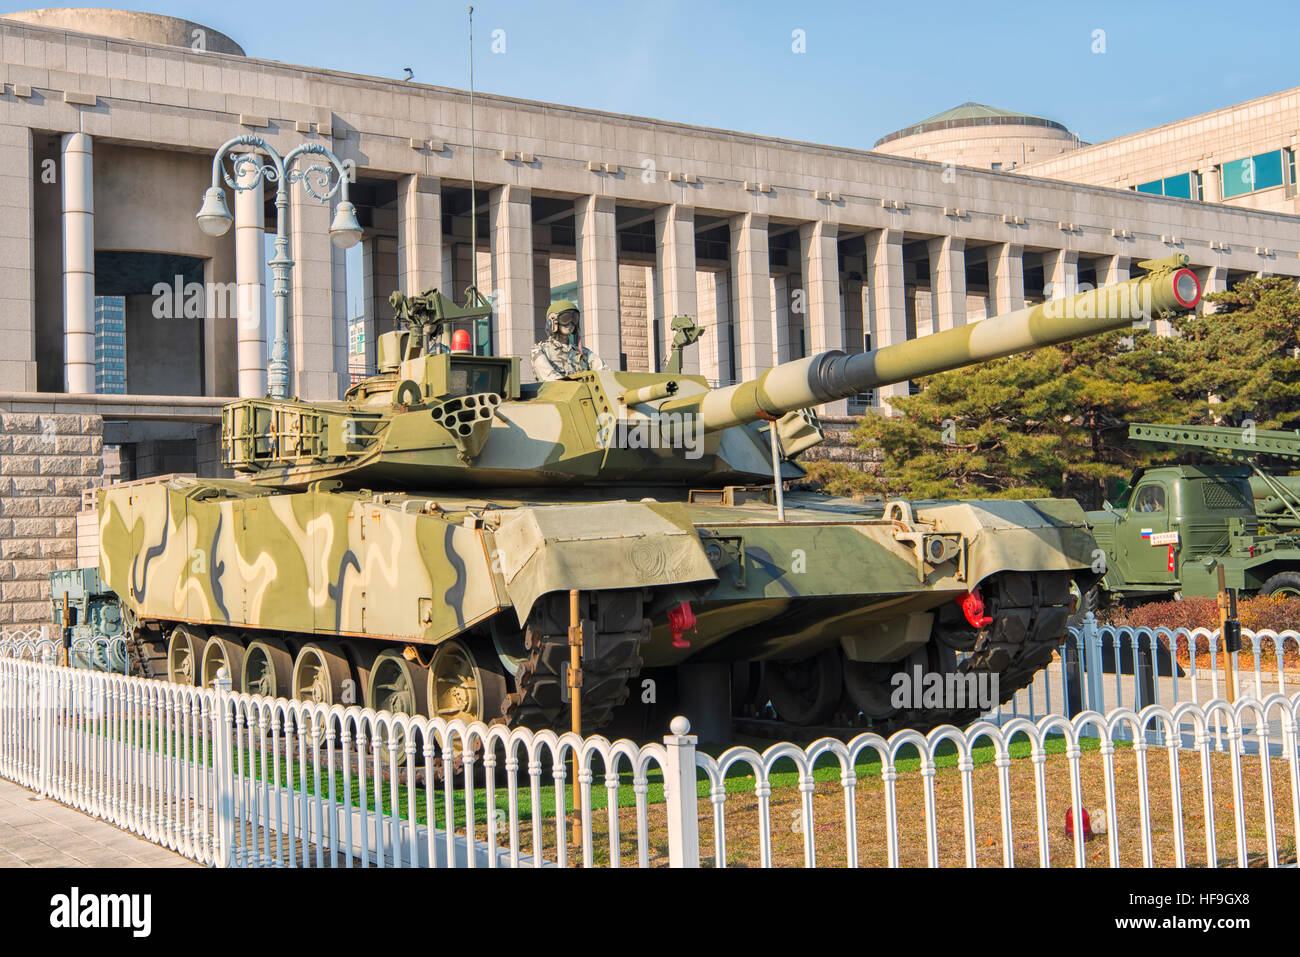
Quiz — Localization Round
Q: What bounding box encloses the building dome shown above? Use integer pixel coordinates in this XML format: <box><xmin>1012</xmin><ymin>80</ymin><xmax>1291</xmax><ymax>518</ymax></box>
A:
<box><xmin>873</xmin><ymin>101</ymin><xmax>1082</xmax><ymax>171</ymax></box>
<box><xmin>2</xmin><ymin>8</ymin><xmax>244</xmax><ymax>56</ymax></box>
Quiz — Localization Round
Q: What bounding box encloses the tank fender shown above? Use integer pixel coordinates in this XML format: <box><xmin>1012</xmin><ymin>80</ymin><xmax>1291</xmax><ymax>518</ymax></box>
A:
<box><xmin>486</xmin><ymin>501</ymin><xmax>718</xmax><ymax>626</ymax></box>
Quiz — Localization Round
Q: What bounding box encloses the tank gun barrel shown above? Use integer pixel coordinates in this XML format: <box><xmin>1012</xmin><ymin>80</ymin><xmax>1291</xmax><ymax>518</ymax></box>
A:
<box><xmin>667</xmin><ymin>255</ymin><xmax>1201</xmax><ymax>432</ymax></box>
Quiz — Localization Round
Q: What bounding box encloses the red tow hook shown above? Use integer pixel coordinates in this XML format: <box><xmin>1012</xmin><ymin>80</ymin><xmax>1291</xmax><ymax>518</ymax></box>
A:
<box><xmin>956</xmin><ymin>589</ymin><xmax>993</xmax><ymax>629</ymax></box>
<box><xmin>668</xmin><ymin>601</ymin><xmax>697</xmax><ymax>649</ymax></box>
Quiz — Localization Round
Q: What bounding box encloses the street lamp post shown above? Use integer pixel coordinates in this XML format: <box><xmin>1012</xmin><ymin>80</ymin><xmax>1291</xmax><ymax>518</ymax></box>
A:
<box><xmin>196</xmin><ymin>134</ymin><xmax>362</xmax><ymax>399</ymax></box>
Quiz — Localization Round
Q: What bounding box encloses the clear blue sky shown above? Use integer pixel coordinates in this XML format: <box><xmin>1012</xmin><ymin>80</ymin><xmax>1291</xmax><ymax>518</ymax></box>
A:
<box><xmin>82</xmin><ymin>0</ymin><xmax>1298</xmax><ymax>148</ymax></box>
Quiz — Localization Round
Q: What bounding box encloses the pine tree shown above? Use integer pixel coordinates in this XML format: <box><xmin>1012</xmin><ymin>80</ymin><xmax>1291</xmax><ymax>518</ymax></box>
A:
<box><xmin>802</xmin><ymin>276</ymin><xmax>1300</xmax><ymax>507</ymax></box>
<box><xmin>1169</xmin><ymin>276</ymin><xmax>1300</xmax><ymax>430</ymax></box>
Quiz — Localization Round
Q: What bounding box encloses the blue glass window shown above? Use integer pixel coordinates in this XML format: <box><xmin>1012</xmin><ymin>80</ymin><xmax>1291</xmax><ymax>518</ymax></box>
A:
<box><xmin>1136</xmin><ymin>173</ymin><xmax>1194</xmax><ymax>198</ymax></box>
<box><xmin>1222</xmin><ymin>149</ymin><xmax>1286</xmax><ymax>197</ymax></box>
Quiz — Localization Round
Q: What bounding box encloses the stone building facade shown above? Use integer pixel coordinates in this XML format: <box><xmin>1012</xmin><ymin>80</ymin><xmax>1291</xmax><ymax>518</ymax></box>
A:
<box><xmin>1</xmin><ymin>10</ymin><xmax>1300</xmax><ymax>629</ymax></box>
<box><xmin>0</xmin><ymin>408</ymin><xmax>102</xmax><ymax>628</ymax></box>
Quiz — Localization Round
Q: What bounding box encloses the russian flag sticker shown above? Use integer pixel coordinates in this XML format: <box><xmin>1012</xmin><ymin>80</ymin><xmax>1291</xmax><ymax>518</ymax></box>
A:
<box><xmin>1140</xmin><ymin>528</ymin><xmax>1152</xmax><ymax>540</ymax></box>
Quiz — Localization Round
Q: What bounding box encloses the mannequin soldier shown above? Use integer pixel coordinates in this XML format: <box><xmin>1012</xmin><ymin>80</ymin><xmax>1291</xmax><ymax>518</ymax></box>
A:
<box><xmin>531</xmin><ymin>300</ymin><xmax>607</xmax><ymax>381</ymax></box>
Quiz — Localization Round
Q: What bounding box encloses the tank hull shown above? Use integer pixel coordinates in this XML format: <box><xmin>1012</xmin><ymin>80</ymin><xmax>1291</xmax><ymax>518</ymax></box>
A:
<box><xmin>93</xmin><ymin>476</ymin><xmax>1096</xmax><ymax>735</ymax></box>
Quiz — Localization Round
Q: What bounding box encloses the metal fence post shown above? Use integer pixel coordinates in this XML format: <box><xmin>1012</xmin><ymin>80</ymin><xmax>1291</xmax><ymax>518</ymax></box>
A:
<box><xmin>37</xmin><ymin>662</ymin><xmax>52</xmax><ymax>799</ymax></box>
<box><xmin>1083</xmin><ymin>613</ymin><xmax>1105</xmax><ymax>713</ymax></box>
<box><xmin>212</xmin><ymin>667</ymin><xmax>235</xmax><ymax>868</ymax></box>
<box><xmin>663</xmin><ymin>716</ymin><xmax>700</xmax><ymax>868</ymax></box>
<box><xmin>1064</xmin><ymin>628</ymin><xmax>1084</xmax><ymax>718</ymax></box>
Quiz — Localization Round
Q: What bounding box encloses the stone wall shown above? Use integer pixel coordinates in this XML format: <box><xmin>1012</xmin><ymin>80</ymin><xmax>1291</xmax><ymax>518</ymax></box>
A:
<box><xmin>0</xmin><ymin>410</ymin><xmax>103</xmax><ymax>630</ymax></box>
<box><xmin>799</xmin><ymin>415</ymin><xmax>879</xmax><ymax>472</ymax></box>
<box><xmin>619</xmin><ymin>264</ymin><xmax>651</xmax><ymax>372</ymax></box>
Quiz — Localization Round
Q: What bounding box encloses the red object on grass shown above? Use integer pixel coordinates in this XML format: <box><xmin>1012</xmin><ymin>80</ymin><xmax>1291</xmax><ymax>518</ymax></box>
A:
<box><xmin>451</xmin><ymin>329</ymin><xmax>472</xmax><ymax>353</ymax></box>
<box><xmin>668</xmin><ymin>601</ymin><xmax>697</xmax><ymax>649</ymax></box>
<box><xmin>1065</xmin><ymin>806</ymin><xmax>1094</xmax><ymax>841</ymax></box>
<box><xmin>956</xmin><ymin>590</ymin><xmax>993</xmax><ymax>629</ymax></box>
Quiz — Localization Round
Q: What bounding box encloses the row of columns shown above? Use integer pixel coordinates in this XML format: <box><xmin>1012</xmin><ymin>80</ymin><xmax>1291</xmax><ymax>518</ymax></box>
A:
<box><xmin>44</xmin><ymin>135</ymin><xmax>1245</xmax><ymax>405</ymax></box>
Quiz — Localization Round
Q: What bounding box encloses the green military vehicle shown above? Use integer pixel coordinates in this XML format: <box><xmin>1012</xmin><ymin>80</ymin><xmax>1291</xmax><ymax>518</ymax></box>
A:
<box><xmin>1084</xmin><ymin>422</ymin><xmax>1300</xmax><ymax>604</ymax></box>
<box><xmin>53</xmin><ymin>256</ymin><xmax>1203</xmax><ymax>740</ymax></box>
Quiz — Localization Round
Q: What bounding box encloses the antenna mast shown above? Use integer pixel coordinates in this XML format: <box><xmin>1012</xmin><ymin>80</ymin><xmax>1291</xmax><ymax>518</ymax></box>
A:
<box><xmin>468</xmin><ymin>6</ymin><xmax>478</xmax><ymax>299</ymax></box>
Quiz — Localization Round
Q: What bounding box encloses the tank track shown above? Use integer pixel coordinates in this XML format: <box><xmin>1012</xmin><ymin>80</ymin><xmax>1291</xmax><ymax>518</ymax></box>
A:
<box><xmin>873</xmin><ymin>569</ymin><xmax>1072</xmax><ymax>736</ymax></box>
<box><xmin>501</xmin><ymin>590</ymin><xmax>651</xmax><ymax>732</ymax></box>
<box><xmin>737</xmin><ymin>570</ymin><xmax>1074</xmax><ymax>740</ymax></box>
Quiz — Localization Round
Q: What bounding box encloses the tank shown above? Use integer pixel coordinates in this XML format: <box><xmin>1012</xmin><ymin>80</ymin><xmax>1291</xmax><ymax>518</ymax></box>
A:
<box><xmin>83</xmin><ymin>255</ymin><xmax>1202</xmax><ymax>740</ymax></box>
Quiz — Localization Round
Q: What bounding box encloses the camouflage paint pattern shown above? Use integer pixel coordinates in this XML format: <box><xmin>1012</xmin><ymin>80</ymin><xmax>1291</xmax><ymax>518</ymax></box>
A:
<box><xmin>93</xmin><ymin>259</ymin><xmax>1198</xmax><ymax>667</ymax></box>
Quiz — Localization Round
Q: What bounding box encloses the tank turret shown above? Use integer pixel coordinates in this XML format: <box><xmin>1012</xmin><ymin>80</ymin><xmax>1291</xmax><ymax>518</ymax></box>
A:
<box><xmin>221</xmin><ymin>256</ymin><xmax>1201</xmax><ymax>490</ymax></box>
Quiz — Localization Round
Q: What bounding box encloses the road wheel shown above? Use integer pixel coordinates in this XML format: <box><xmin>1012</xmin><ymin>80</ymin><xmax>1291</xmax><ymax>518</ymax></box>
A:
<box><xmin>201</xmin><ymin>632</ymin><xmax>246</xmax><ymax>691</ymax></box>
<box><xmin>428</xmin><ymin>638</ymin><xmax>507</xmax><ymax>725</ymax></box>
<box><xmin>842</xmin><ymin>659</ymin><xmax>901</xmax><ymax>719</ymax></box>
<box><xmin>764</xmin><ymin>647</ymin><xmax>842</xmax><ymax>726</ymax></box>
<box><xmin>1260</xmin><ymin>571</ymin><xmax>1300</xmax><ymax>598</ymax></box>
<box><xmin>291</xmin><ymin>641</ymin><xmax>352</xmax><ymax>705</ymax></box>
<box><xmin>166</xmin><ymin>624</ymin><xmax>207</xmax><ymax>686</ymax></box>
<box><xmin>242</xmin><ymin>637</ymin><xmax>294</xmax><ymax>698</ymax></box>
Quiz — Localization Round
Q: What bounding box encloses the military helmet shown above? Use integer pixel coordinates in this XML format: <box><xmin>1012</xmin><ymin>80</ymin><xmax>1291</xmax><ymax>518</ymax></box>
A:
<box><xmin>546</xmin><ymin>299</ymin><xmax>580</xmax><ymax>334</ymax></box>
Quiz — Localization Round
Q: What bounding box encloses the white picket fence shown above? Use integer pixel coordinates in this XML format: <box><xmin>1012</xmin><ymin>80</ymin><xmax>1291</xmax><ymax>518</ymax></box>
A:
<box><xmin>994</xmin><ymin>618</ymin><xmax>1300</xmax><ymax>753</ymax></box>
<box><xmin>1</xmin><ymin>648</ymin><xmax>1297</xmax><ymax>868</ymax></box>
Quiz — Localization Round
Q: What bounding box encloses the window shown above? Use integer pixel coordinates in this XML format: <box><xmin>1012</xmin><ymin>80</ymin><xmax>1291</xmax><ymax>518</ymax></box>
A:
<box><xmin>1133</xmin><ymin>485</ymin><xmax>1166</xmax><ymax>514</ymax></box>
<box><xmin>1221</xmin><ymin>149</ymin><xmax>1286</xmax><ymax>198</ymax></box>
<box><xmin>1136</xmin><ymin>172</ymin><xmax>1195</xmax><ymax>198</ymax></box>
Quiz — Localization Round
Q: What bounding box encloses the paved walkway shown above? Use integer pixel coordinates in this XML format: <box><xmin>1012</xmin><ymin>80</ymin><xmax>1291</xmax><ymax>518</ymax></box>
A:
<box><xmin>0</xmin><ymin>777</ymin><xmax>196</xmax><ymax>867</ymax></box>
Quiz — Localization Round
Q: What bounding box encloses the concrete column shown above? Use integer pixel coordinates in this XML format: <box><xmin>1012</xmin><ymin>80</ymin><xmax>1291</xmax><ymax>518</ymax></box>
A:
<box><xmin>653</xmin><ymin>204</ymin><xmax>699</xmax><ymax>375</ymax></box>
<box><xmin>489</xmin><ymin>185</ymin><xmax>535</xmax><ymax>373</ymax></box>
<box><xmin>289</xmin><ymin>190</ymin><xmax>342</xmax><ymax>400</ymax></box>
<box><xmin>927</xmin><ymin>236</ymin><xmax>966</xmax><ymax>332</ymax></box>
<box><xmin>0</xmin><ymin>124</ymin><xmax>37</xmax><ymax>391</ymax></box>
<box><xmin>696</xmin><ymin>269</ymin><xmax>727</xmax><ymax>385</ymax></box>
<box><xmin>728</xmin><ymin>213</ymin><xmax>772</xmax><ymax>380</ymax></box>
<box><xmin>989</xmin><ymin>242</ymin><xmax>1025</xmax><ymax>315</ymax></box>
<box><xmin>397</xmin><ymin>174</ymin><xmax>442</xmax><ymax>294</ymax></box>
<box><xmin>1095</xmin><ymin>254</ymin><xmax>1130</xmax><ymax>287</ymax></box>
<box><xmin>61</xmin><ymin>133</ymin><xmax>94</xmax><ymax>394</ymax></box>
<box><xmin>1198</xmin><ymin>167</ymin><xmax>1221</xmax><ymax>203</ymax></box>
<box><xmin>234</xmin><ymin>155</ymin><xmax>267</xmax><ymax>398</ymax></box>
<box><xmin>574</xmin><ymin>194</ymin><xmax>620</xmax><ymax>368</ymax></box>
<box><xmin>331</xmin><ymin>233</ymin><xmax>349</xmax><ymax>395</ymax></box>
<box><xmin>361</xmin><ymin>234</ymin><xmax>397</xmax><ymax>375</ymax></box>
<box><xmin>864</xmin><ymin>228</ymin><xmax>907</xmax><ymax>408</ymax></box>
<box><xmin>532</xmin><ymin>249</ymin><xmax>551</xmax><ymax>343</ymax></box>
<box><xmin>1044</xmin><ymin>248</ymin><xmax>1079</xmax><ymax>300</ymax></box>
<box><xmin>770</xmin><ymin>275</ymin><xmax>792</xmax><ymax>365</ymax></box>
<box><xmin>799</xmin><ymin>220</ymin><xmax>846</xmax><ymax>413</ymax></box>
<box><xmin>800</xmin><ymin>221</ymin><xmax>843</xmax><ymax>353</ymax></box>
<box><xmin>1199</xmin><ymin>265</ymin><xmax>1228</xmax><ymax>314</ymax></box>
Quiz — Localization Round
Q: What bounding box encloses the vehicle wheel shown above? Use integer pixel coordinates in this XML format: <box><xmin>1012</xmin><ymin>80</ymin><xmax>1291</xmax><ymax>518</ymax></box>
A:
<box><xmin>1260</xmin><ymin>571</ymin><xmax>1300</xmax><ymax>598</ymax></box>
<box><xmin>291</xmin><ymin>641</ymin><xmax>352</xmax><ymax>705</ymax></box>
<box><xmin>166</xmin><ymin>624</ymin><xmax>207</xmax><ymax>686</ymax></box>
<box><xmin>764</xmin><ymin>647</ymin><xmax>843</xmax><ymax>726</ymax></box>
<box><xmin>842</xmin><ymin>659</ymin><xmax>901</xmax><ymax>719</ymax></box>
<box><xmin>201</xmin><ymin>632</ymin><xmax>246</xmax><ymax>691</ymax></box>
<box><xmin>367</xmin><ymin>648</ymin><xmax>431</xmax><ymax>763</ymax></box>
<box><xmin>427</xmin><ymin>638</ymin><xmax>507</xmax><ymax>724</ymax></box>
<box><xmin>367</xmin><ymin>649</ymin><xmax>429</xmax><ymax>718</ymax></box>
<box><xmin>242</xmin><ymin>637</ymin><xmax>294</xmax><ymax>699</ymax></box>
